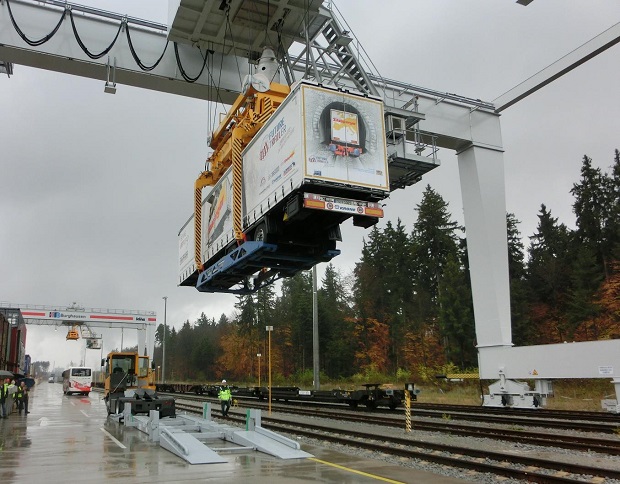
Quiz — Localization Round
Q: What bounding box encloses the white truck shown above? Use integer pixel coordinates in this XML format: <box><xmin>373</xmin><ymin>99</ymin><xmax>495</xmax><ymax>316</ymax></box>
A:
<box><xmin>178</xmin><ymin>81</ymin><xmax>389</xmax><ymax>292</ymax></box>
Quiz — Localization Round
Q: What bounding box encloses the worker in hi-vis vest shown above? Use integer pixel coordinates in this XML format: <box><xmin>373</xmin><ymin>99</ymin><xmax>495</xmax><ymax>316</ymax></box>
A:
<box><xmin>218</xmin><ymin>379</ymin><xmax>232</xmax><ymax>417</ymax></box>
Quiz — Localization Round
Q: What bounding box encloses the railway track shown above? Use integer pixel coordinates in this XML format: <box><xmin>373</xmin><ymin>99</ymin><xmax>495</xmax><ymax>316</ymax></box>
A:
<box><xmin>174</xmin><ymin>397</ymin><xmax>620</xmax><ymax>455</ymax></box>
<box><xmin>170</xmin><ymin>392</ymin><xmax>620</xmax><ymax>435</ymax></box>
<box><xmin>413</xmin><ymin>402</ymin><xmax>620</xmax><ymax>424</ymax></box>
<box><xmin>174</xmin><ymin>401</ymin><xmax>620</xmax><ymax>483</ymax></box>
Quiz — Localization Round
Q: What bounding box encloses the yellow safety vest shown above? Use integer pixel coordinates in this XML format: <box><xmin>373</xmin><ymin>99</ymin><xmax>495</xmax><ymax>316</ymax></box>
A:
<box><xmin>219</xmin><ymin>387</ymin><xmax>231</xmax><ymax>401</ymax></box>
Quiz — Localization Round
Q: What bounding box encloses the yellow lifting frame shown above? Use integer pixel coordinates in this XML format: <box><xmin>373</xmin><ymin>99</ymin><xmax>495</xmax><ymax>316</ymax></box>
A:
<box><xmin>66</xmin><ymin>324</ymin><xmax>80</xmax><ymax>340</ymax></box>
<box><xmin>193</xmin><ymin>82</ymin><xmax>290</xmax><ymax>272</ymax></box>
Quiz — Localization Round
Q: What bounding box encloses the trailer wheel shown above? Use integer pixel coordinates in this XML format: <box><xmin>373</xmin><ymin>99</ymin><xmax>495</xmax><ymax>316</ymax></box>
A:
<box><xmin>253</xmin><ymin>223</ymin><xmax>269</xmax><ymax>242</ymax></box>
<box><xmin>348</xmin><ymin>401</ymin><xmax>358</xmax><ymax>409</ymax></box>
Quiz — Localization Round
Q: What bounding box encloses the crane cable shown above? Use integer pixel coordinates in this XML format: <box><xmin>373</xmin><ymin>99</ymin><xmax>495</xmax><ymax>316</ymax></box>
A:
<box><xmin>125</xmin><ymin>23</ymin><xmax>169</xmax><ymax>72</ymax></box>
<box><xmin>5</xmin><ymin>0</ymin><xmax>66</xmax><ymax>47</ymax></box>
<box><xmin>69</xmin><ymin>8</ymin><xmax>121</xmax><ymax>59</ymax></box>
<box><xmin>5</xmin><ymin>0</ymin><xmax>213</xmax><ymax>80</ymax></box>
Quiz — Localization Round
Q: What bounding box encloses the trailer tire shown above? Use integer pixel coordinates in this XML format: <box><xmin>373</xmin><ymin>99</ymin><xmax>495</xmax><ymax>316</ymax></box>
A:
<box><xmin>253</xmin><ymin>223</ymin><xmax>269</xmax><ymax>243</ymax></box>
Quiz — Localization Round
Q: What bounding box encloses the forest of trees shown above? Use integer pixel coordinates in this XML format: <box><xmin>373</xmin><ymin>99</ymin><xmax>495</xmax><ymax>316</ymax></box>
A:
<box><xmin>153</xmin><ymin>151</ymin><xmax>620</xmax><ymax>385</ymax></box>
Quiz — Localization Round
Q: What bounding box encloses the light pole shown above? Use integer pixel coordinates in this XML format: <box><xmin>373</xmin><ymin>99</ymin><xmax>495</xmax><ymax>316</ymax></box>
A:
<box><xmin>257</xmin><ymin>353</ymin><xmax>262</xmax><ymax>387</ymax></box>
<box><xmin>157</xmin><ymin>365</ymin><xmax>161</xmax><ymax>383</ymax></box>
<box><xmin>312</xmin><ymin>265</ymin><xmax>319</xmax><ymax>390</ymax></box>
<box><xmin>162</xmin><ymin>296</ymin><xmax>167</xmax><ymax>385</ymax></box>
<box><xmin>266</xmin><ymin>326</ymin><xmax>273</xmax><ymax>415</ymax></box>
<box><xmin>100</xmin><ymin>336</ymin><xmax>104</xmax><ymax>383</ymax></box>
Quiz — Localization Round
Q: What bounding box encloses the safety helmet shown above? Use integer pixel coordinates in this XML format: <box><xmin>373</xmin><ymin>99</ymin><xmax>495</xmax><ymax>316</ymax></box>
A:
<box><xmin>221</xmin><ymin>379</ymin><xmax>227</xmax><ymax>384</ymax></box>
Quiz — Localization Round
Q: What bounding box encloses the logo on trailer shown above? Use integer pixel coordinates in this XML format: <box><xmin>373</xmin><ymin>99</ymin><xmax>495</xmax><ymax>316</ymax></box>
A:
<box><xmin>326</xmin><ymin>202</ymin><xmax>334</xmax><ymax>210</ymax></box>
<box><xmin>136</xmin><ymin>317</ymin><xmax>145</xmax><ymax>321</ymax></box>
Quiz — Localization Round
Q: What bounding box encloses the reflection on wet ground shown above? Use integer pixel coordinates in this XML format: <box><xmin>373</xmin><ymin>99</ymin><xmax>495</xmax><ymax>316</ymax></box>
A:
<box><xmin>0</xmin><ymin>382</ymin><xmax>457</xmax><ymax>483</ymax></box>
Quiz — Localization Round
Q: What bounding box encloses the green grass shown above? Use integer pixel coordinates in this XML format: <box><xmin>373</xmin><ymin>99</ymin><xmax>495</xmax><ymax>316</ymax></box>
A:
<box><xmin>414</xmin><ymin>379</ymin><xmax>615</xmax><ymax>412</ymax></box>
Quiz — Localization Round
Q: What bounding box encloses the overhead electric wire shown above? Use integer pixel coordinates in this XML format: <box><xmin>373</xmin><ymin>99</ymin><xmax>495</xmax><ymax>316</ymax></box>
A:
<box><xmin>69</xmin><ymin>9</ymin><xmax>122</xmax><ymax>59</ymax></box>
<box><xmin>222</xmin><ymin>3</ymin><xmax>243</xmax><ymax>88</ymax></box>
<box><xmin>5</xmin><ymin>0</ymin><xmax>66</xmax><ymax>47</ymax></box>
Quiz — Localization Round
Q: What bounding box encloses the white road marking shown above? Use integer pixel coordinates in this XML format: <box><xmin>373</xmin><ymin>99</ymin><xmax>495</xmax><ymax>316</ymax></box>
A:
<box><xmin>70</xmin><ymin>401</ymin><xmax>76</xmax><ymax>406</ymax></box>
<box><xmin>80</xmin><ymin>410</ymin><xmax>90</xmax><ymax>418</ymax></box>
<box><xmin>100</xmin><ymin>428</ymin><xmax>126</xmax><ymax>449</ymax></box>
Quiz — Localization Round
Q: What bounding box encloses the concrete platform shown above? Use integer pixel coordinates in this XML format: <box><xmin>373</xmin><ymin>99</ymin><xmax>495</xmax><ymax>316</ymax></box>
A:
<box><xmin>0</xmin><ymin>382</ymin><xmax>462</xmax><ymax>483</ymax></box>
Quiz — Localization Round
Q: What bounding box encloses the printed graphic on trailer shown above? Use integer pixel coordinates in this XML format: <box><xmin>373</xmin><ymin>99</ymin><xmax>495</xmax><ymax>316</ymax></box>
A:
<box><xmin>302</xmin><ymin>85</ymin><xmax>388</xmax><ymax>190</ymax></box>
<box><xmin>243</xmin><ymin>94</ymin><xmax>302</xmax><ymax>215</ymax></box>
<box><xmin>206</xmin><ymin>175</ymin><xmax>232</xmax><ymax>245</ymax></box>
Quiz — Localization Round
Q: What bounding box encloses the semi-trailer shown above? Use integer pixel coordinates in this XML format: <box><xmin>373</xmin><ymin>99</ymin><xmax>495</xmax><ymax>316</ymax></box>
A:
<box><xmin>179</xmin><ymin>80</ymin><xmax>389</xmax><ymax>293</ymax></box>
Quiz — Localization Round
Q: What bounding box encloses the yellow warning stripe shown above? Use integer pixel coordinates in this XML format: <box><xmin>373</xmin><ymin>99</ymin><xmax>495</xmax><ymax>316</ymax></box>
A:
<box><xmin>309</xmin><ymin>457</ymin><xmax>405</xmax><ymax>483</ymax></box>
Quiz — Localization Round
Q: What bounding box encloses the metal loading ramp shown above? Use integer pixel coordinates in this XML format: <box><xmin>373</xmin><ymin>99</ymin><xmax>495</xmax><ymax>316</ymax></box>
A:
<box><xmin>122</xmin><ymin>404</ymin><xmax>313</xmax><ymax>464</ymax></box>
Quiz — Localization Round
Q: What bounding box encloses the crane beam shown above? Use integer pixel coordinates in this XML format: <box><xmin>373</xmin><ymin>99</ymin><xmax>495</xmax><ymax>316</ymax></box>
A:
<box><xmin>494</xmin><ymin>21</ymin><xmax>620</xmax><ymax>112</ymax></box>
<box><xmin>0</xmin><ymin>0</ymin><xmax>247</xmax><ymax>104</ymax></box>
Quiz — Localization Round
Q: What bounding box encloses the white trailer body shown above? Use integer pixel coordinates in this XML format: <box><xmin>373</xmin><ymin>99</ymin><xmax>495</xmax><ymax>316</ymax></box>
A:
<box><xmin>178</xmin><ymin>169</ymin><xmax>235</xmax><ymax>285</ymax></box>
<box><xmin>242</xmin><ymin>82</ymin><xmax>388</xmax><ymax>227</ymax></box>
<box><xmin>178</xmin><ymin>81</ymin><xmax>389</xmax><ymax>287</ymax></box>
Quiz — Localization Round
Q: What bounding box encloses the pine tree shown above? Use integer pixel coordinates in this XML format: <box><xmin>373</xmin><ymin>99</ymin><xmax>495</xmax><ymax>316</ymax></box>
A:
<box><xmin>527</xmin><ymin>204</ymin><xmax>572</xmax><ymax>307</ymax></box>
<box><xmin>506</xmin><ymin>213</ymin><xmax>531</xmax><ymax>345</ymax></box>
<box><xmin>278</xmin><ymin>272</ymin><xmax>313</xmax><ymax>373</ymax></box>
<box><xmin>411</xmin><ymin>185</ymin><xmax>461</xmax><ymax>321</ymax></box>
<box><xmin>608</xmin><ymin>150</ymin><xmax>620</xmax><ymax>262</ymax></box>
<box><xmin>319</xmin><ymin>264</ymin><xmax>355</xmax><ymax>377</ymax></box>
<box><xmin>566</xmin><ymin>244</ymin><xmax>603</xmax><ymax>337</ymax></box>
<box><xmin>527</xmin><ymin>204</ymin><xmax>573</xmax><ymax>343</ymax></box>
<box><xmin>570</xmin><ymin>155</ymin><xmax>611</xmax><ymax>277</ymax></box>
<box><xmin>437</xmin><ymin>253</ymin><xmax>476</xmax><ymax>367</ymax></box>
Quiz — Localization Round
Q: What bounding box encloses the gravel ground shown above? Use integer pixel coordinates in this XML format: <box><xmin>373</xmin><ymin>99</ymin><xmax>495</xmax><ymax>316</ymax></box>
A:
<box><xmin>272</xmin><ymin>409</ymin><xmax>620</xmax><ymax>483</ymax></box>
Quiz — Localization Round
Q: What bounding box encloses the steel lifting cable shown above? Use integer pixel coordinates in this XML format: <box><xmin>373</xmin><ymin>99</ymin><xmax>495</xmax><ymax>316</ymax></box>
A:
<box><xmin>125</xmin><ymin>23</ymin><xmax>169</xmax><ymax>71</ymax></box>
<box><xmin>173</xmin><ymin>43</ymin><xmax>209</xmax><ymax>83</ymax></box>
<box><xmin>223</xmin><ymin>2</ymin><xmax>243</xmax><ymax>88</ymax></box>
<box><xmin>68</xmin><ymin>9</ymin><xmax>122</xmax><ymax>59</ymax></box>
<box><xmin>5</xmin><ymin>0</ymin><xmax>66</xmax><ymax>47</ymax></box>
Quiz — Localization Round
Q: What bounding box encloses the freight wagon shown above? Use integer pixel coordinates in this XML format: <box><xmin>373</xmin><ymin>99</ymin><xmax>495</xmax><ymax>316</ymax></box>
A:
<box><xmin>241</xmin><ymin>383</ymin><xmax>418</xmax><ymax>410</ymax></box>
<box><xmin>154</xmin><ymin>380</ymin><xmax>418</xmax><ymax>410</ymax></box>
<box><xmin>0</xmin><ymin>308</ymin><xmax>27</xmax><ymax>374</ymax></box>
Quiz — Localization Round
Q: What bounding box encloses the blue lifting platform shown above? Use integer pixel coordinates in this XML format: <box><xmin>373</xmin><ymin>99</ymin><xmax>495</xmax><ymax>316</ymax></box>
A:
<box><xmin>195</xmin><ymin>241</ymin><xmax>340</xmax><ymax>294</ymax></box>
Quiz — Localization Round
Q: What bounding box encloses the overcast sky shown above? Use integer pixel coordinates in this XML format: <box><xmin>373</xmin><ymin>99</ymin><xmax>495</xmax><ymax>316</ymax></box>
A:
<box><xmin>1</xmin><ymin>0</ymin><xmax>619</xmax><ymax>372</ymax></box>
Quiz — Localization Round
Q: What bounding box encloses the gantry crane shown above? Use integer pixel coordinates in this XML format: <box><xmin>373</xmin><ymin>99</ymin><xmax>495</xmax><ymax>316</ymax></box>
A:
<box><xmin>1</xmin><ymin>0</ymin><xmax>619</xmax><ymax>411</ymax></box>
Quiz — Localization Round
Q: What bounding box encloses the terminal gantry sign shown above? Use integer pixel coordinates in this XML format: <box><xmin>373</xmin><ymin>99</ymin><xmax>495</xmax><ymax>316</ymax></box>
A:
<box><xmin>8</xmin><ymin>303</ymin><xmax>157</xmax><ymax>360</ymax></box>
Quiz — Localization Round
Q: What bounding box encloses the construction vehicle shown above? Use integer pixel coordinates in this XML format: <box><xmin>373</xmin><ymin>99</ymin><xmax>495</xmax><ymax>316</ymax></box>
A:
<box><xmin>102</xmin><ymin>351</ymin><xmax>175</xmax><ymax>418</ymax></box>
<box><xmin>178</xmin><ymin>49</ymin><xmax>389</xmax><ymax>294</ymax></box>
